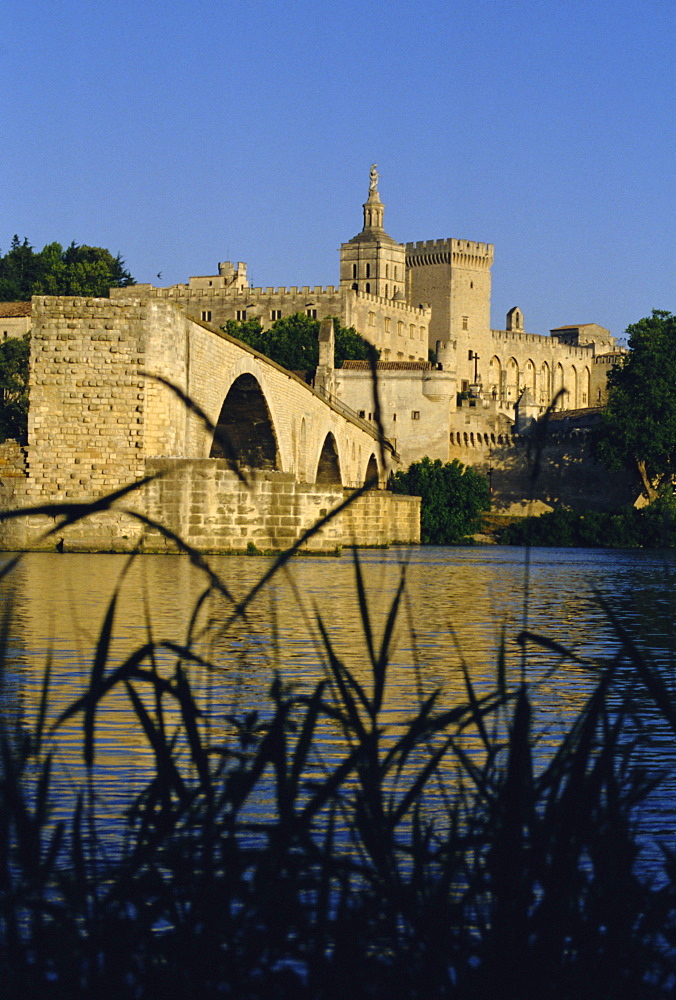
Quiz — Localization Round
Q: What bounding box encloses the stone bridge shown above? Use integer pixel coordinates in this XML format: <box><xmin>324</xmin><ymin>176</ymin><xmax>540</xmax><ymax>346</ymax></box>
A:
<box><xmin>6</xmin><ymin>295</ymin><xmax>419</xmax><ymax>552</ymax></box>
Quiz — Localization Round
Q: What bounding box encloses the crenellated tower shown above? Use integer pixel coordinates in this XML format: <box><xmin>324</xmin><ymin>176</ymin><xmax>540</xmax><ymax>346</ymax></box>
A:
<box><xmin>406</xmin><ymin>238</ymin><xmax>494</xmax><ymax>390</ymax></box>
<box><xmin>340</xmin><ymin>166</ymin><xmax>407</xmax><ymax>301</ymax></box>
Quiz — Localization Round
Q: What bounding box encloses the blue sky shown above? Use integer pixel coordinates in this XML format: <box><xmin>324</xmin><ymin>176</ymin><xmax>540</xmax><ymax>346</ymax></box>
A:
<box><xmin>3</xmin><ymin>0</ymin><xmax>673</xmax><ymax>340</ymax></box>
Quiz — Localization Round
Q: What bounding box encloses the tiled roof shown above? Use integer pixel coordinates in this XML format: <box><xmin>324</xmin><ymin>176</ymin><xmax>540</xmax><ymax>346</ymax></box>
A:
<box><xmin>0</xmin><ymin>302</ymin><xmax>32</xmax><ymax>318</ymax></box>
<box><xmin>342</xmin><ymin>360</ymin><xmax>433</xmax><ymax>371</ymax></box>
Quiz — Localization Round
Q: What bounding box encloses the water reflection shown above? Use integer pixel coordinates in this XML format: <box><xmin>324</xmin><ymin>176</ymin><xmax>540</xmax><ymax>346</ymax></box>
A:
<box><xmin>3</xmin><ymin>546</ymin><xmax>676</xmax><ymax>855</ymax></box>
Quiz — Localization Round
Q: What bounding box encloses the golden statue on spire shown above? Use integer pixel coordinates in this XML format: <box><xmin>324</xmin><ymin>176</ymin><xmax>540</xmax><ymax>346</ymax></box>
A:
<box><xmin>369</xmin><ymin>163</ymin><xmax>379</xmax><ymax>194</ymax></box>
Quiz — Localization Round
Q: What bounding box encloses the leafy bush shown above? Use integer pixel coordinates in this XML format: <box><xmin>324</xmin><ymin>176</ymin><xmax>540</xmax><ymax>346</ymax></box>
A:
<box><xmin>498</xmin><ymin>500</ymin><xmax>676</xmax><ymax>548</ymax></box>
<box><xmin>389</xmin><ymin>456</ymin><xmax>490</xmax><ymax>544</ymax></box>
<box><xmin>222</xmin><ymin>313</ymin><xmax>375</xmax><ymax>376</ymax></box>
<box><xmin>0</xmin><ymin>333</ymin><xmax>29</xmax><ymax>443</ymax></box>
<box><xmin>0</xmin><ymin>236</ymin><xmax>134</xmax><ymax>300</ymax></box>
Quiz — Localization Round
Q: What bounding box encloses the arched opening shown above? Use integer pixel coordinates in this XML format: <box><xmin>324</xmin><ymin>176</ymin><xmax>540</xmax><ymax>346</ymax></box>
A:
<box><xmin>555</xmin><ymin>363</ymin><xmax>566</xmax><ymax>409</ymax></box>
<box><xmin>209</xmin><ymin>373</ymin><xmax>279</xmax><ymax>469</ymax></box>
<box><xmin>581</xmin><ymin>366</ymin><xmax>590</xmax><ymax>407</ymax></box>
<box><xmin>506</xmin><ymin>357</ymin><xmax>519</xmax><ymax>400</ymax></box>
<box><xmin>525</xmin><ymin>358</ymin><xmax>536</xmax><ymax>394</ymax></box>
<box><xmin>365</xmin><ymin>453</ymin><xmax>379</xmax><ymax>486</ymax></box>
<box><xmin>540</xmin><ymin>361</ymin><xmax>551</xmax><ymax>405</ymax></box>
<box><xmin>571</xmin><ymin>365</ymin><xmax>579</xmax><ymax>409</ymax></box>
<box><xmin>316</xmin><ymin>432</ymin><xmax>342</xmax><ymax>485</ymax></box>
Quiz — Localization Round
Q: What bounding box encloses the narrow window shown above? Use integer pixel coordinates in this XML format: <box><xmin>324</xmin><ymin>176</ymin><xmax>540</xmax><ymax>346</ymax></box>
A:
<box><xmin>366</xmin><ymin>263</ymin><xmax>371</xmax><ymax>279</ymax></box>
<box><xmin>411</xmin><ymin>411</ymin><xmax>420</xmax><ymax>420</ymax></box>
<box><xmin>352</xmin><ymin>264</ymin><xmax>357</xmax><ymax>279</ymax></box>
<box><xmin>462</xmin><ymin>316</ymin><xmax>468</xmax><ymax>330</ymax></box>
<box><xmin>368</xmin><ymin>312</ymin><xmax>375</xmax><ymax>326</ymax></box>
<box><xmin>306</xmin><ymin>309</ymin><xmax>317</xmax><ymax>318</ymax></box>
<box><xmin>201</xmin><ymin>310</ymin><xmax>212</xmax><ymax>322</ymax></box>
<box><xmin>270</xmin><ymin>309</ymin><xmax>282</xmax><ymax>320</ymax></box>
<box><xmin>365</xmin><ymin>283</ymin><xmax>370</xmax><ymax>294</ymax></box>
<box><xmin>236</xmin><ymin>310</ymin><xmax>247</xmax><ymax>321</ymax></box>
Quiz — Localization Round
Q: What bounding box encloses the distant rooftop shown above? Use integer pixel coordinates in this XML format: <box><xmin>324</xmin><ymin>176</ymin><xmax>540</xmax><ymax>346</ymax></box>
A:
<box><xmin>0</xmin><ymin>302</ymin><xmax>31</xmax><ymax>318</ymax></box>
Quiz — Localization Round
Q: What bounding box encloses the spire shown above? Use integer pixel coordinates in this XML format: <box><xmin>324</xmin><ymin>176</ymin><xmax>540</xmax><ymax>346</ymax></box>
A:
<box><xmin>363</xmin><ymin>163</ymin><xmax>385</xmax><ymax>231</ymax></box>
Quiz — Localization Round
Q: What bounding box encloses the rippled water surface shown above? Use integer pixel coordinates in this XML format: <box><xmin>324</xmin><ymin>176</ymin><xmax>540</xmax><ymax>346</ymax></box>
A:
<box><xmin>3</xmin><ymin>545</ymin><xmax>676</xmax><ymax>861</ymax></box>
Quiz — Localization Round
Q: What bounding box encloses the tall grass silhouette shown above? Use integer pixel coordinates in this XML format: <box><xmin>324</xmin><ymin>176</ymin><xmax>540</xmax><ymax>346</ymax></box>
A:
<box><xmin>1</xmin><ymin>379</ymin><xmax>676</xmax><ymax>998</ymax></box>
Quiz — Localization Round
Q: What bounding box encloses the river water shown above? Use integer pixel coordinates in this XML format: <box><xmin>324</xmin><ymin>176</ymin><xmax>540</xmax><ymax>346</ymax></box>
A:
<box><xmin>2</xmin><ymin>545</ymin><xmax>676</xmax><ymax>870</ymax></box>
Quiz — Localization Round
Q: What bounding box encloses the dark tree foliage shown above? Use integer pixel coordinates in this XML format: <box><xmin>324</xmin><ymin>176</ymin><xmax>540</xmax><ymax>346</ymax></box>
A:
<box><xmin>597</xmin><ymin>311</ymin><xmax>676</xmax><ymax>501</ymax></box>
<box><xmin>0</xmin><ymin>237</ymin><xmax>135</xmax><ymax>300</ymax></box>
<box><xmin>389</xmin><ymin>456</ymin><xmax>490</xmax><ymax>544</ymax></box>
<box><xmin>497</xmin><ymin>502</ymin><xmax>676</xmax><ymax>548</ymax></box>
<box><xmin>223</xmin><ymin>313</ymin><xmax>376</xmax><ymax>375</ymax></box>
<box><xmin>0</xmin><ymin>333</ymin><xmax>30</xmax><ymax>443</ymax></box>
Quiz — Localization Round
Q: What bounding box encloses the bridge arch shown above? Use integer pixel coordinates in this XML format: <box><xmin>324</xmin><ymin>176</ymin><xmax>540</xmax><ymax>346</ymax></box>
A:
<box><xmin>315</xmin><ymin>432</ymin><xmax>343</xmax><ymax>485</ymax></box>
<box><xmin>209</xmin><ymin>372</ymin><xmax>280</xmax><ymax>470</ymax></box>
<box><xmin>364</xmin><ymin>453</ymin><xmax>379</xmax><ymax>486</ymax></box>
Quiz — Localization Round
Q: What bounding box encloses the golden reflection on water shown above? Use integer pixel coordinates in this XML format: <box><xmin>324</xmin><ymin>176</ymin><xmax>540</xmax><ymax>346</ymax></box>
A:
<box><xmin>3</xmin><ymin>545</ymin><xmax>676</xmax><ymax>825</ymax></box>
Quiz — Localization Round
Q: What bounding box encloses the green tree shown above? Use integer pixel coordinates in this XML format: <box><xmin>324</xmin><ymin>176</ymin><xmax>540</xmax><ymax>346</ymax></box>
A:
<box><xmin>0</xmin><ymin>238</ymin><xmax>135</xmax><ymax>300</ymax></box>
<box><xmin>389</xmin><ymin>456</ymin><xmax>490</xmax><ymax>544</ymax></box>
<box><xmin>223</xmin><ymin>313</ymin><xmax>375</xmax><ymax>375</ymax></box>
<box><xmin>597</xmin><ymin>311</ymin><xmax>676</xmax><ymax>501</ymax></box>
<box><xmin>0</xmin><ymin>333</ymin><xmax>30</xmax><ymax>443</ymax></box>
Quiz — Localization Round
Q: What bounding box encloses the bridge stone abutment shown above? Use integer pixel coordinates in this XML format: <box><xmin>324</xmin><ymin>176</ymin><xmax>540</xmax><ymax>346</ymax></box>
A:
<box><xmin>6</xmin><ymin>295</ymin><xmax>418</xmax><ymax>552</ymax></box>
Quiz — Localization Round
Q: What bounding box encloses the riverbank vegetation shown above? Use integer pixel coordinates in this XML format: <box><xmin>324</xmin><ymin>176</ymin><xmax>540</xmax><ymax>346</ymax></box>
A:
<box><xmin>389</xmin><ymin>456</ymin><xmax>490</xmax><ymax>544</ymax></box>
<box><xmin>495</xmin><ymin>497</ymin><xmax>676</xmax><ymax>548</ymax></box>
<box><xmin>598</xmin><ymin>311</ymin><xmax>676</xmax><ymax>502</ymax></box>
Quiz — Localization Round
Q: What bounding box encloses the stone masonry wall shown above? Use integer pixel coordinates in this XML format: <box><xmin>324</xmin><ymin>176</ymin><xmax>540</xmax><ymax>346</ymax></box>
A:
<box><xmin>11</xmin><ymin>462</ymin><xmax>419</xmax><ymax>553</ymax></box>
<box><xmin>449</xmin><ymin>433</ymin><xmax>640</xmax><ymax>514</ymax></box>
<box><xmin>28</xmin><ymin>296</ymin><xmax>147</xmax><ymax>499</ymax></box>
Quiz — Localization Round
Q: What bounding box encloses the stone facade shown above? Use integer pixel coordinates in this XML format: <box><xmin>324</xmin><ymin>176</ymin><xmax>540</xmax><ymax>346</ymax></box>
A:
<box><xmin>0</xmin><ymin>293</ymin><xmax>420</xmax><ymax>552</ymax></box>
<box><xmin>109</xmin><ymin>166</ymin><xmax>623</xmax><ymax>474</ymax></box>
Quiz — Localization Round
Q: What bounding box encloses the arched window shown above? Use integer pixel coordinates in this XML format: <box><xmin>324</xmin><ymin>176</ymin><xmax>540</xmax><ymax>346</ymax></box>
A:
<box><xmin>365</xmin><ymin>263</ymin><xmax>371</xmax><ymax>279</ymax></box>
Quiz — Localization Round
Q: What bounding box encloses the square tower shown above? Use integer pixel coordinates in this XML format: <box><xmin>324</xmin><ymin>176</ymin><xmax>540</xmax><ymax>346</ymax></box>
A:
<box><xmin>405</xmin><ymin>238</ymin><xmax>494</xmax><ymax>388</ymax></box>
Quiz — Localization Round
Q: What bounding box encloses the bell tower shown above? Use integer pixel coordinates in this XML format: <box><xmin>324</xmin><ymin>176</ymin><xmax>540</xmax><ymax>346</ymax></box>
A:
<box><xmin>340</xmin><ymin>165</ymin><xmax>406</xmax><ymax>301</ymax></box>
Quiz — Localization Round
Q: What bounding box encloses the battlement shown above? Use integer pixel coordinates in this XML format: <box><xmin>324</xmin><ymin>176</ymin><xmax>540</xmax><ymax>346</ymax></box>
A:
<box><xmin>491</xmin><ymin>329</ymin><xmax>597</xmax><ymax>359</ymax></box>
<box><xmin>406</xmin><ymin>238</ymin><xmax>494</xmax><ymax>269</ymax></box>
<box><xmin>136</xmin><ymin>284</ymin><xmax>341</xmax><ymax>300</ymax></box>
<box><xmin>351</xmin><ymin>288</ymin><xmax>430</xmax><ymax>318</ymax></box>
